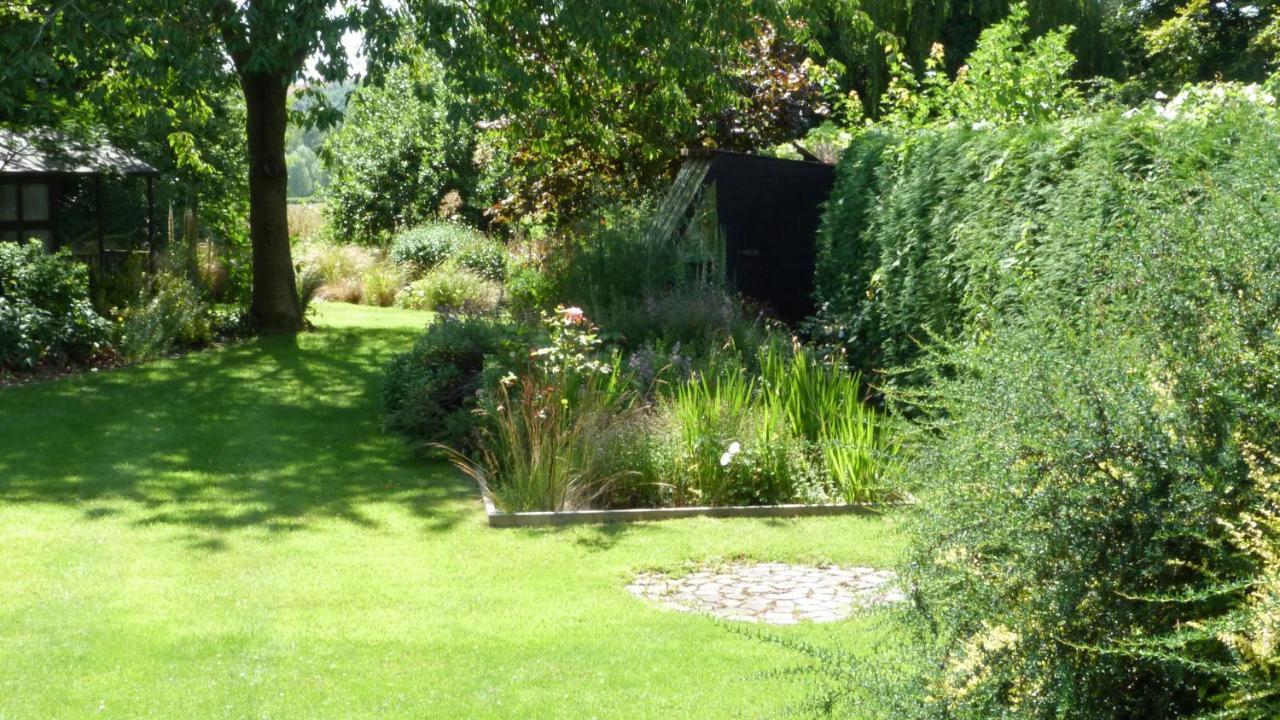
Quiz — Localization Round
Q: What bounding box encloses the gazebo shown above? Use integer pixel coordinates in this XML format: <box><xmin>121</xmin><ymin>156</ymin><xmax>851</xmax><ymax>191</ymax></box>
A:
<box><xmin>0</xmin><ymin>129</ymin><xmax>159</xmax><ymax>269</ymax></box>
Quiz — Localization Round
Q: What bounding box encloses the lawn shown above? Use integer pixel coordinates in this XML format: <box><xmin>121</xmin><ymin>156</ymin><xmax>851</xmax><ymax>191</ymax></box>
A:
<box><xmin>0</xmin><ymin>303</ymin><xmax>904</xmax><ymax>719</ymax></box>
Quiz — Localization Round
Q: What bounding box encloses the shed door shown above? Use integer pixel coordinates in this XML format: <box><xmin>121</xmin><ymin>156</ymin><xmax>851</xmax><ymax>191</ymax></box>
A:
<box><xmin>714</xmin><ymin>154</ymin><xmax>835</xmax><ymax>321</ymax></box>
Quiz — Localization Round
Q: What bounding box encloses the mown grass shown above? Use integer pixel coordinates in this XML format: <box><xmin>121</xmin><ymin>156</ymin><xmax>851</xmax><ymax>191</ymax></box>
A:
<box><xmin>0</xmin><ymin>302</ymin><xmax>905</xmax><ymax>719</ymax></box>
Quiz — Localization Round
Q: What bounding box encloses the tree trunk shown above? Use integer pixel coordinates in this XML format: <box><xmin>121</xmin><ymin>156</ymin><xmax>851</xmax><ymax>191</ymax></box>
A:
<box><xmin>241</xmin><ymin>70</ymin><xmax>302</xmax><ymax>332</ymax></box>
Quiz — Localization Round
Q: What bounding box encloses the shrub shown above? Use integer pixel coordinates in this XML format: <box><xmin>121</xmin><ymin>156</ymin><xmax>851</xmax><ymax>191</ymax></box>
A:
<box><xmin>548</xmin><ymin>201</ymin><xmax>677</xmax><ymax>313</ymax></box>
<box><xmin>451</xmin><ymin>369</ymin><xmax>635</xmax><ymax>512</ymax></box>
<box><xmin>624</xmin><ymin>340</ymin><xmax>696</xmax><ymax>397</ymax></box>
<box><xmin>446</xmin><ymin>307</ymin><xmax>635</xmax><ymax>511</ymax></box>
<box><xmin>503</xmin><ymin>262</ymin><xmax>556</xmax><ymax>319</ymax></box>
<box><xmin>1209</xmin><ymin>449</ymin><xmax>1280</xmax><ymax>719</ymax></box>
<box><xmin>382</xmin><ymin>315</ymin><xmax>519</xmax><ymax>447</ymax></box>
<box><xmin>295</xmin><ymin>240</ymin><xmax>378</xmax><ymax>303</ymax></box>
<box><xmin>88</xmin><ymin>252</ymin><xmax>150</xmax><ymax>313</ymax></box>
<box><xmin>877</xmin><ymin>3</ymin><xmax>1082</xmax><ymax>130</ymax></box>
<box><xmin>596</xmin><ymin>284</ymin><xmax>771</xmax><ymax>363</ymax></box>
<box><xmin>452</xmin><ymin>236</ymin><xmax>507</xmax><ymax>281</ymax></box>
<box><xmin>322</xmin><ymin>57</ymin><xmax>485</xmax><ymax>245</ymax></box>
<box><xmin>0</xmin><ymin>243</ymin><xmax>111</xmax><ymax>369</ymax></box>
<box><xmin>116</xmin><ymin>271</ymin><xmax>213</xmax><ymax>361</ymax></box>
<box><xmin>388</xmin><ymin>221</ymin><xmax>484</xmax><ymax>273</ymax></box>
<box><xmin>207</xmin><ymin>304</ymin><xmax>250</xmax><ymax>339</ymax></box>
<box><xmin>397</xmin><ymin>265</ymin><xmax>501</xmax><ymax>315</ymax></box>
<box><xmin>841</xmin><ymin>86</ymin><xmax>1280</xmax><ymax>719</ymax></box>
<box><xmin>812</xmin><ymin>82</ymin><xmax>1280</xmax><ymax>383</ymax></box>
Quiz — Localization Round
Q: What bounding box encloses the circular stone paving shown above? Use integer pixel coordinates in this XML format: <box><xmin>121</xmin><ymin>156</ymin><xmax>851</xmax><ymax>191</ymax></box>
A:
<box><xmin>626</xmin><ymin>562</ymin><xmax>904</xmax><ymax>625</ymax></box>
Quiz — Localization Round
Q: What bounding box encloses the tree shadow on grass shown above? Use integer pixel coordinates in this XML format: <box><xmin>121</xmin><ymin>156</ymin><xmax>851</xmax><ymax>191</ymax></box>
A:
<box><xmin>0</xmin><ymin>322</ymin><xmax>478</xmax><ymax>547</ymax></box>
<box><xmin>568</xmin><ymin>522</ymin><xmax>640</xmax><ymax>552</ymax></box>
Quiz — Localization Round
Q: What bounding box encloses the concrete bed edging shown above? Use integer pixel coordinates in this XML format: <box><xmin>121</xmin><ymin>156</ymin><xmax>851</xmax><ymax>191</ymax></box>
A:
<box><xmin>475</xmin><ymin>482</ymin><xmax>915</xmax><ymax>528</ymax></box>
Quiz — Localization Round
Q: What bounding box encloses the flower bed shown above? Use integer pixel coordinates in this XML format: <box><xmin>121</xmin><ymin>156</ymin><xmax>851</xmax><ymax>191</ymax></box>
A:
<box><xmin>474</xmin><ymin>475</ymin><xmax>914</xmax><ymax>527</ymax></box>
<box><xmin>387</xmin><ymin>302</ymin><xmax>905</xmax><ymax>515</ymax></box>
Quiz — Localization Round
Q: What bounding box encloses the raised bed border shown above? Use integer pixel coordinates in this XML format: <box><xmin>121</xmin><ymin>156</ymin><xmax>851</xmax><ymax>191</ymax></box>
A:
<box><xmin>476</xmin><ymin>483</ymin><xmax>915</xmax><ymax>528</ymax></box>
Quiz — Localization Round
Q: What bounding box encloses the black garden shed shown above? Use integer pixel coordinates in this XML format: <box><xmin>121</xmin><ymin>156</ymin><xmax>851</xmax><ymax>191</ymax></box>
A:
<box><xmin>650</xmin><ymin>148</ymin><xmax>836</xmax><ymax>321</ymax></box>
<box><xmin>0</xmin><ymin>129</ymin><xmax>159</xmax><ymax>270</ymax></box>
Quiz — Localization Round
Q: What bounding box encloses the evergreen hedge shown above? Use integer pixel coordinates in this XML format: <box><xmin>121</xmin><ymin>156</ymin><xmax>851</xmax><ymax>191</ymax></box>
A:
<box><xmin>812</xmin><ymin>89</ymin><xmax>1269</xmax><ymax>379</ymax></box>
<box><xmin>811</xmin><ymin>85</ymin><xmax>1280</xmax><ymax>718</ymax></box>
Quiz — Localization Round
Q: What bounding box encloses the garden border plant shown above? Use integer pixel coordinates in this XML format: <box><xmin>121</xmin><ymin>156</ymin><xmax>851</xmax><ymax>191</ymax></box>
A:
<box><xmin>396</xmin><ymin>304</ymin><xmax>911</xmax><ymax>525</ymax></box>
<box><xmin>473</xmin><ymin>480</ymin><xmax>909</xmax><ymax>528</ymax></box>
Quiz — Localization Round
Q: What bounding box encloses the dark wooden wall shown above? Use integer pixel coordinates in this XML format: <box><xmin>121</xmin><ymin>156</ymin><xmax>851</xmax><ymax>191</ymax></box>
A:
<box><xmin>708</xmin><ymin>151</ymin><xmax>835</xmax><ymax>322</ymax></box>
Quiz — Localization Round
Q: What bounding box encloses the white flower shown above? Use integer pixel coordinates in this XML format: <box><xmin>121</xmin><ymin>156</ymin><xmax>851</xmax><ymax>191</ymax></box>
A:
<box><xmin>721</xmin><ymin>441</ymin><xmax>742</xmax><ymax>466</ymax></box>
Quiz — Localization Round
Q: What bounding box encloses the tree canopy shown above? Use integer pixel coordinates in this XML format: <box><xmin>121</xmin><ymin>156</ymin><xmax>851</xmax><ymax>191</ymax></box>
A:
<box><xmin>2</xmin><ymin>0</ymin><xmax>401</xmax><ymax>330</ymax></box>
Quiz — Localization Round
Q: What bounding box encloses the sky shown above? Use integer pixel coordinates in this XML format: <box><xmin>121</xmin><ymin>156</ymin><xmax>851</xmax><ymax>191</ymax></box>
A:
<box><xmin>304</xmin><ymin>30</ymin><xmax>367</xmax><ymax>80</ymax></box>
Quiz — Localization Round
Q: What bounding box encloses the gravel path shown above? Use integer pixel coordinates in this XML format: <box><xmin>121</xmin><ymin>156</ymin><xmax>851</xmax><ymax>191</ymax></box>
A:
<box><xmin>626</xmin><ymin>562</ymin><xmax>904</xmax><ymax>625</ymax></box>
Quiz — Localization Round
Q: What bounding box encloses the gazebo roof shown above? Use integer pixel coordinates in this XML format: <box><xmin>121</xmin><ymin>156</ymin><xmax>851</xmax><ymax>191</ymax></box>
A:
<box><xmin>0</xmin><ymin>128</ymin><xmax>159</xmax><ymax>177</ymax></box>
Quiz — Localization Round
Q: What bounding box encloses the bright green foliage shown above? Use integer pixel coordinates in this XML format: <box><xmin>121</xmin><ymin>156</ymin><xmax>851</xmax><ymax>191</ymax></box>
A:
<box><xmin>663</xmin><ymin>365</ymin><xmax>815</xmax><ymax>507</ymax></box>
<box><xmin>1107</xmin><ymin>0</ymin><xmax>1280</xmax><ymax>94</ymax></box>
<box><xmin>0</xmin><ymin>244</ymin><xmax>112</xmax><ymax>370</ymax></box>
<box><xmin>758</xmin><ymin>339</ymin><xmax>898</xmax><ymax>503</ymax></box>
<box><xmin>0</xmin><ymin>302</ymin><xmax>906</xmax><ymax>719</ymax></box>
<box><xmin>833</xmin><ymin>87</ymin><xmax>1280</xmax><ymax>718</ymax></box>
<box><xmin>116</xmin><ymin>272</ymin><xmax>214</xmax><ymax>361</ymax></box>
<box><xmin>451</xmin><ymin>236</ymin><xmax>507</xmax><ymax>282</ymax></box>
<box><xmin>629</xmin><ymin>341</ymin><xmax>898</xmax><ymax>508</ymax></box>
<box><xmin>814</xmin><ymin>84</ymin><xmax>1279</xmax><ymax>379</ymax></box>
<box><xmin>2</xmin><ymin>0</ymin><xmax>402</xmax><ymax>331</ymax></box>
<box><xmin>323</xmin><ymin>57</ymin><xmax>483</xmax><ymax>245</ymax></box>
<box><xmin>388</xmin><ymin>221</ymin><xmax>484</xmax><ymax>272</ymax></box>
<box><xmin>876</xmin><ymin>3</ymin><xmax>1083</xmax><ymax>129</ymax></box>
<box><xmin>397</xmin><ymin>266</ymin><xmax>500</xmax><ymax>315</ymax></box>
<box><xmin>390</xmin><ymin>299</ymin><xmax>895</xmax><ymax>510</ymax></box>
<box><xmin>449</xmin><ymin>308</ymin><xmax>635</xmax><ymax>511</ymax></box>
<box><xmin>1210</xmin><ymin>451</ymin><xmax>1280</xmax><ymax>718</ymax></box>
<box><xmin>356</xmin><ymin>262</ymin><xmax>405</xmax><ymax>307</ymax></box>
<box><xmin>821</xmin><ymin>404</ymin><xmax>897</xmax><ymax>505</ymax></box>
<box><xmin>408</xmin><ymin>0</ymin><xmax>1127</xmax><ymax>220</ymax></box>
<box><xmin>502</xmin><ymin>263</ymin><xmax>557</xmax><ymax>320</ymax></box>
<box><xmin>412</xmin><ymin>0</ymin><xmax>860</xmax><ymax>220</ymax></box>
